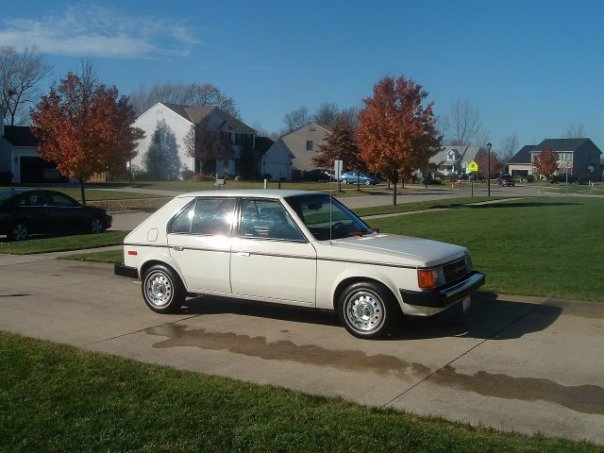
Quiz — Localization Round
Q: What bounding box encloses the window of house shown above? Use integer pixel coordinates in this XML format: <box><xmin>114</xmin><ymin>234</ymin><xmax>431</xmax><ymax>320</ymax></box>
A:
<box><xmin>306</xmin><ymin>140</ymin><xmax>313</xmax><ymax>151</ymax></box>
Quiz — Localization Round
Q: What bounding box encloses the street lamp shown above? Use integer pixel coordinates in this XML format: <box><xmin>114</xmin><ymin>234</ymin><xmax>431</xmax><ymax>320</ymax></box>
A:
<box><xmin>486</xmin><ymin>142</ymin><xmax>492</xmax><ymax>197</ymax></box>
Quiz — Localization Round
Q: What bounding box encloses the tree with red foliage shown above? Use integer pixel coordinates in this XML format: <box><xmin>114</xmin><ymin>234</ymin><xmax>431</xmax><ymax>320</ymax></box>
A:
<box><xmin>31</xmin><ymin>64</ymin><xmax>143</xmax><ymax>204</ymax></box>
<box><xmin>313</xmin><ymin>118</ymin><xmax>362</xmax><ymax>170</ymax></box>
<box><xmin>475</xmin><ymin>148</ymin><xmax>503</xmax><ymax>179</ymax></box>
<box><xmin>533</xmin><ymin>147</ymin><xmax>559</xmax><ymax>180</ymax></box>
<box><xmin>356</xmin><ymin>76</ymin><xmax>441</xmax><ymax>205</ymax></box>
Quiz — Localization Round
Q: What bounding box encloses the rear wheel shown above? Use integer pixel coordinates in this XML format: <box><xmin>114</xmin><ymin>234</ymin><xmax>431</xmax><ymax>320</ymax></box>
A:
<box><xmin>338</xmin><ymin>281</ymin><xmax>400</xmax><ymax>339</ymax></box>
<box><xmin>9</xmin><ymin>222</ymin><xmax>29</xmax><ymax>241</ymax></box>
<box><xmin>364</xmin><ymin>179</ymin><xmax>371</xmax><ymax>186</ymax></box>
<box><xmin>141</xmin><ymin>265</ymin><xmax>185</xmax><ymax>313</ymax></box>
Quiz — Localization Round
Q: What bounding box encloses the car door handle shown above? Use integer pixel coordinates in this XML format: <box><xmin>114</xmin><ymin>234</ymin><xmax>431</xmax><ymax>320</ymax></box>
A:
<box><xmin>236</xmin><ymin>251</ymin><xmax>250</xmax><ymax>257</ymax></box>
<box><xmin>172</xmin><ymin>246</ymin><xmax>184</xmax><ymax>251</ymax></box>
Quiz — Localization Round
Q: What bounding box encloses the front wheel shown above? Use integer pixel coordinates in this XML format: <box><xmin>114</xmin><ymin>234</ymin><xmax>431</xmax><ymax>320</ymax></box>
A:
<box><xmin>89</xmin><ymin>217</ymin><xmax>104</xmax><ymax>234</ymax></box>
<box><xmin>338</xmin><ymin>281</ymin><xmax>400</xmax><ymax>339</ymax></box>
<box><xmin>364</xmin><ymin>179</ymin><xmax>371</xmax><ymax>186</ymax></box>
<box><xmin>141</xmin><ymin>265</ymin><xmax>185</xmax><ymax>313</ymax></box>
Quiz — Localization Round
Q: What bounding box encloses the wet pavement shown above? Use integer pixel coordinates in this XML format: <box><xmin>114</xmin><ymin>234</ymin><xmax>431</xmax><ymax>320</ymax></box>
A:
<box><xmin>0</xmin><ymin>257</ymin><xmax>602</xmax><ymax>445</ymax></box>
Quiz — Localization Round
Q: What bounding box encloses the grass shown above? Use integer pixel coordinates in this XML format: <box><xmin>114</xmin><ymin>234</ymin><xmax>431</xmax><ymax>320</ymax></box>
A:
<box><xmin>0</xmin><ymin>231</ymin><xmax>128</xmax><ymax>255</ymax></box>
<box><xmin>354</xmin><ymin>196</ymin><xmax>497</xmax><ymax>217</ymax></box>
<box><xmin>368</xmin><ymin>197</ymin><xmax>604</xmax><ymax>301</ymax></box>
<box><xmin>0</xmin><ymin>332</ymin><xmax>598</xmax><ymax>452</ymax></box>
<box><xmin>59</xmin><ymin>248</ymin><xmax>123</xmax><ymax>263</ymax></box>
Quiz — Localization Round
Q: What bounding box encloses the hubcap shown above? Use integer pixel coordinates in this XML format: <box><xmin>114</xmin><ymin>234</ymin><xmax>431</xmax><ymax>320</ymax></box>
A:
<box><xmin>345</xmin><ymin>290</ymin><xmax>384</xmax><ymax>333</ymax></box>
<box><xmin>91</xmin><ymin>219</ymin><xmax>103</xmax><ymax>233</ymax></box>
<box><xmin>12</xmin><ymin>224</ymin><xmax>28</xmax><ymax>241</ymax></box>
<box><xmin>145</xmin><ymin>272</ymin><xmax>173</xmax><ymax>307</ymax></box>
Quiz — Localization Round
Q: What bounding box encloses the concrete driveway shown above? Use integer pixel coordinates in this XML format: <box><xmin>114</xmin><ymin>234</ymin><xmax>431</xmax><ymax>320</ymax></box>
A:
<box><xmin>0</xmin><ymin>255</ymin><xmax>602</xmax><ymax>445</ymax></box>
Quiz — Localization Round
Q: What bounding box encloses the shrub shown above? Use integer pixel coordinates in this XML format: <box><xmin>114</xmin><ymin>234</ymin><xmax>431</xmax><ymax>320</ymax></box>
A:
<box><xmin>181</xmin><ymin>169</ymin><xmax>194</xmax><ymax>181</ymax></box>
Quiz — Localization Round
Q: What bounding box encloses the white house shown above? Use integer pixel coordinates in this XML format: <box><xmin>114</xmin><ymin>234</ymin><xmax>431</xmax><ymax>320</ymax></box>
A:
<box><xmin>259</xmin><ymin>138</ymin><xmax>294</xmax><ymax>181</ymax></box>
<box><xmin>132</xmin><ymin>102</ymin><xmax>256</xmax><ymax>179</ymax></box>
<box><xmin>429</xmin><ymin>145</ymin><xmax>483</xmax><ymax>176</ymax></box>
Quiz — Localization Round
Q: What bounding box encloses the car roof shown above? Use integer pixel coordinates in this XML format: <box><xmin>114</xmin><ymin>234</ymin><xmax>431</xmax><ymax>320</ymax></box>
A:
<box><xmin>174</xmin><ymin>189</ymin><xmax>331</xmax><ymax>199</ymax></box>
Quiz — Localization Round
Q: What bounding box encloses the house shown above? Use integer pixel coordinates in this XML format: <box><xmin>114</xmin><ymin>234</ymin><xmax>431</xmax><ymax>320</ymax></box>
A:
<box><xmin>429</xmin><ymin>145</ymin><xmax>483</xmax><ymax>176</ymax></box>
<box><xmin>0</xmin><ymin>121</ymin><xmax>63</xmax><ymax>184</ymax></box>
<box><xmin>132</xmin><ymin>102</ymin><xmax>257</xmax><ymax>179</ymax></box>
<box><xmin>259</xmin><ymin>138</ymin><xmax>294</xmax><ymax>181</ymax></box>
<box><xmin>266</xmin><ymin>123</ymin><xmax>332</xmax><ymax>179</ymax></box>
<box><xmin>508</xmin><ymin>138</ymin><xmax>602</xmax><ymax>180</ymax></box>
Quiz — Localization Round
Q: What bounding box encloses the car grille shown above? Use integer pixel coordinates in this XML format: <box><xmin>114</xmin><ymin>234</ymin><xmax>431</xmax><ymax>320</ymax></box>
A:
<box><xmin>443</xmin><ymin>257</ymin><xmax>470</xmax><ymax>283</ymax></box>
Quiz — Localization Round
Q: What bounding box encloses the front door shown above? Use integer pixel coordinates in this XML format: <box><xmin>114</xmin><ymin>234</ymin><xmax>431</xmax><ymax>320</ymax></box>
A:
<box><xmin>230</xmin><ymin>198</ymin><xmax>317</xmax><ymax>305</ymax></box>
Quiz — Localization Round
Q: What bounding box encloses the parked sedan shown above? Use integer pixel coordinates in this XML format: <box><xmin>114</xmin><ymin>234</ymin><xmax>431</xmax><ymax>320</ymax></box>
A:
<box><xmin>0</xmin><ymin>189</ymin><xmax>112</xmax><ymax>241</ymax></box>
<box><xmin>496</xmin><ymin>174</ymin><xmax>515</xmax><ymax>187</ymax></box>
<box><xmin>340</xmin><ymin>171</ymin><xmax>381</xmax><ymax>185</ymax></box>
<box><xmin>115</xmin><ymin>190</ymin><xmax>484</xmax><ymax>339</ymax></box>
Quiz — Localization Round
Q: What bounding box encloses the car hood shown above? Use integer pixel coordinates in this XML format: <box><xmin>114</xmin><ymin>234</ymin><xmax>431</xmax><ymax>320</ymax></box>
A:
<box><xmin>316</xmin><ymin>233</ymin><xmax>468</xmax><ymax>267</ymax></box>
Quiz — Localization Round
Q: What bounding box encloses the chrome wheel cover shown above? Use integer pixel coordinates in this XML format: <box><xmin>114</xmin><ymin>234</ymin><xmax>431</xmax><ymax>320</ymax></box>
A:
<box><xmin>144</xmin><ymin>271</ymin><xmax>173</xmax><ymax>308</ymax></box>
<box><xmin>90</xmin><ymin>218</ymin><xmax>103</xmax><ymax>233</ymax></box>
<box><xmin>344</xmin><ymin>289</ymin><xmax>385</xmax><ymax>333</ymax></box>
<box><xmin>12</xmin><ymin>224</ymin><xmax>28</xmax><ymax>241</ymax></box>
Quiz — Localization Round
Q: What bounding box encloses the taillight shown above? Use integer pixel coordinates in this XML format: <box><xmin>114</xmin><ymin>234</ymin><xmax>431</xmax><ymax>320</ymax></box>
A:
<box><xmin>418</xmin><ymin>269</ymin><xmax>436</xmax><ymax>289</ymax></box>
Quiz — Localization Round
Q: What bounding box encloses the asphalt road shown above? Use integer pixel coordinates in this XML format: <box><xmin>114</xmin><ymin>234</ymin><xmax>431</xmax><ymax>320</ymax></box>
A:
<box><xmin>0</xmin><ymin>255</ymin><xmax>602</xmax><ymax>445</ymax></box>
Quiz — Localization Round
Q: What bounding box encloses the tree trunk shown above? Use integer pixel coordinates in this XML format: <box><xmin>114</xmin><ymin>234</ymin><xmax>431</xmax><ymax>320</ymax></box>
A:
<box><xmin>79</xmin><ymin>177</ymin><xmax>86</xmax><ymax>206</ymax></box>
<box><xmin>392</xmin><ymin>180</ymin><xmax>398</xmax><ymax>205</ymax></box>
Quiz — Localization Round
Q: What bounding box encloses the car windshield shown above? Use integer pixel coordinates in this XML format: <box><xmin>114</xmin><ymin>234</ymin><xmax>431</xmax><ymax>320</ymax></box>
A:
<box><xmin>285</xmin><ymin>194</ymin><xmax>373</xmax><ymax>240</ymax></box>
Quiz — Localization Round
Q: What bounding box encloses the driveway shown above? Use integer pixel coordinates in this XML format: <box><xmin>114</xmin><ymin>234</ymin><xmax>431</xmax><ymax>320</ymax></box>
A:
<box><xmin>0</xmin><ymin>256</ymin><xmax>602</xmax><ymax>445</ymax></box>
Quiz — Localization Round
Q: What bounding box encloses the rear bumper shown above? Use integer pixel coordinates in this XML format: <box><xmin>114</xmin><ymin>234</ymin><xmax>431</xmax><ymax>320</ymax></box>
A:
<box><xmin>114</xmin><ymin>263</ymin><xmax>139</xmax><ymax>279</ymax></box>
<box><xmin>400</xmin><ymin>271</ymin><xmax>485</xmax><ymax>308</ymax></box>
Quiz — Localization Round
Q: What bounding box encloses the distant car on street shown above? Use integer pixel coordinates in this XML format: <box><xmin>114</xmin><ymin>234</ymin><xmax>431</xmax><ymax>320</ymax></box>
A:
<box><xmin>496</xmin><ymin>174</ymin><xmax>515</xmax><ymax>187</ymax></box>
<box><xmin>0</xmin><ymin>189</ymin><xmax>112</xmax><ymax>241</ymax></box>
<box><xmin>303</xmin><ymin>169</ymin><xmax>333</xmax><ymax>182</ymax></box>
<box><xmin>340</xmin><ymin>171</ymin><xmax>381</xmax><ymax>185</ymax></box>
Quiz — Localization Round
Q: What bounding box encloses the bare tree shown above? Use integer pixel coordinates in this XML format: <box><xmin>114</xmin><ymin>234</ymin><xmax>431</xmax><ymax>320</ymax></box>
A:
<box><xmin>282</xmin><ymin>106</ymin><xmax>311</xmax><ymax>134</ymax></box>
<box><xmin>446</xmin><ymin>99</ymin><xmax>483</xmax><ymax>146</ymax></box>
<box><xmin>313</xmin><ymin>102</ymin><xmax>340</xmax><ymax>128</ymax></box>
<box><xmin>498</xmin><ymin>134</ymin><xmax>520</xmax><ymax>163</ymax></box>
<box><xmin>563</xmin><ymin>124</ymin><xmax>586</xmax><ymax>138</ymax></box>
<box><xmin>0</xmin><ymin>46</ymin><xmax>52</xmax><ymax>125</ymax></box>
<box><xmin>130</xmin><ymin>82</ymin><xmax>239</xmax><ymax>118</ymax></box>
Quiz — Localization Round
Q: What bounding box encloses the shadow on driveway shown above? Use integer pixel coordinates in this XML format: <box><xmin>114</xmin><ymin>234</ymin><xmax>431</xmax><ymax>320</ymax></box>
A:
<box><xmin>174</xmin><ymin>291</ymin><xmax>561</xmax><ymax>342</ymax></box>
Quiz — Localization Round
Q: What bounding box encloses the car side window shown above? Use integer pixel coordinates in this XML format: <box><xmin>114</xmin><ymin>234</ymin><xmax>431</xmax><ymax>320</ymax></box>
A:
<box><xmin>169</xmin><ymin>198</ymin><xmax>236</xmax><ymax>236</ymax></box>
<box><xmin>48</xmin><ymin>193</ymin><xmax>77</xmax><ymax>207</ymax></box>
<box><xmin>22</xmin><ymin>192</ymin><xmax>48</xmax><ymax>207</ymax></box>
<box><xmin>240</xmin><ymin>199</ymin><xmax>304</xmax><ymax>241</ymax></box>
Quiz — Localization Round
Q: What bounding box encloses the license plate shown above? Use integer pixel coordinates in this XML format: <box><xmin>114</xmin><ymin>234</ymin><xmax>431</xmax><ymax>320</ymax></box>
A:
<box><xmin>462</xmin><ymin>296</ymin><xmax>471</xmax><ymax>312</ymax></box>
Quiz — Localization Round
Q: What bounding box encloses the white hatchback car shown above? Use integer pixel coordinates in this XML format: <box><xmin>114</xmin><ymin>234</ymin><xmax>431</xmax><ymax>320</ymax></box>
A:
<box><xmin>115</xmin><ymin>190</ymin><xmax>484</xmax><ymax>338</ymax></box>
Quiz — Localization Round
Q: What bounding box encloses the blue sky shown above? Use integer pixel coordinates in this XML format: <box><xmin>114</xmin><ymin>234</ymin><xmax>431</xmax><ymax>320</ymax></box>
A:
<box><xmin>2</xmin><ymin>1</ymin><xmax>604</xmax><ymax>152</ymax></box>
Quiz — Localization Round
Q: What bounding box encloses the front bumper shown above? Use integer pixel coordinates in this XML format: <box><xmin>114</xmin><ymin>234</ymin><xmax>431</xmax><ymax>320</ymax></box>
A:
<box><xmin>114</xmin><ymin>263</ymin><xmax>139</xmax><ymax>279</ymax></box>
<box><xmin>400</xmin><ymin>271</ymin><xmax>485</xmax><ymax>308</ymax></box>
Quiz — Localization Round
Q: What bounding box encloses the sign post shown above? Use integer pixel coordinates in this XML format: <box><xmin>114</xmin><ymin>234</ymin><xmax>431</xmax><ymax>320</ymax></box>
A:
<box><xmin>334</xmin><ymin>159</ymin><xmax>343</xmax><ymax>193</ymax></box>
<box><xmin>468</xmin><ymin>161</ymin><xmax>479</xmax><ymax>197</ymax></box>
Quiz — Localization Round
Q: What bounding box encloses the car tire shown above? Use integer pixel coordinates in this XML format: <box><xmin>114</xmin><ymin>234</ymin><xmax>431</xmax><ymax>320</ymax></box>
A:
<box><xmin>338</xmin><ymin>281</ymin><xmax>400</xmax><ymax>339</ymax></box>
<box><xmin>9</xmin><ymin>222</ymin><xmax>29</xmax><ymax>241</ymax></box>
<box><xmin>89</xmin><ymin>217</ymin><xmax>104</xmax><ymax>234</ymax></box>
<box><xmin>141</xmin><ymin>265</ymin><xmax>185</xmax><ymax>314</ymax></box>
<box><xmin>364</xmin><ymin>179</ymin><xmax>371</xmax><ymax>186</ymax></box>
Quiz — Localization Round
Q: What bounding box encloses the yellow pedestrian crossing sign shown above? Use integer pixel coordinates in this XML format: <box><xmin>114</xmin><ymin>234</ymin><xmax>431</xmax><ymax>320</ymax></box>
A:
<box><xmin>468</xmin><ymin>161</ymin><xmax>479</xmax><ymax>172</ymax></box>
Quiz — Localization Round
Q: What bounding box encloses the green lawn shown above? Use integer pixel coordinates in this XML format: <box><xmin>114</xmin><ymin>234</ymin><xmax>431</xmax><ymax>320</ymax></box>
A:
<box><xmin>0</xmin><ymin>332</ymin><xmax>597</xmax><ymax>452</ymax></box>
<box><xmin>0</xmin><ymin>231</ymin><xmax>127</xmax><ymax>255</ymax></box>
<box><xmin>368</xmin><ymin>197</ymin><xmax>604</xmax><ymax>301</ymax></box>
